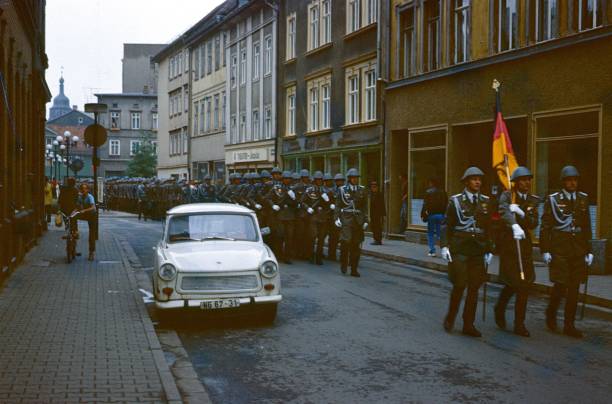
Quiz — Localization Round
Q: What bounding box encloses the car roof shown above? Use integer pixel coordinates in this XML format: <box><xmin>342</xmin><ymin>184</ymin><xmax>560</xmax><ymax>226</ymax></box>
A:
<box><xmin>167</xmin><ymin>203</ymin><xmax>254</xmax><ymax>215</ymax></box>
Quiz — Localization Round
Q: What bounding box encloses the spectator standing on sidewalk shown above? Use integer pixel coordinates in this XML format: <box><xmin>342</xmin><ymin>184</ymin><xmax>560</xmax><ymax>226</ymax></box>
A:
<box><xmin>399</xmin><ymin>174</ymin><xmax>408</xmax><ymax>233</ymax></box>
<box><xmin>77</xmin><ymin>183</ymin><xmax>97</xmax><ymax>261</ymax></box>
<box><xmin>44</xmin><ymin>177</ymin><xmax>53</xmax><ymax>224</ymax></box>
<box><xmin>369</xmin><ymin>180</ymin><xmax>385</xmax><ymax>245</ymax></box>
<box><xmin>420</xmin><ymin>178</ymin><xmax>448</xmax><ymax>257</ymax></box>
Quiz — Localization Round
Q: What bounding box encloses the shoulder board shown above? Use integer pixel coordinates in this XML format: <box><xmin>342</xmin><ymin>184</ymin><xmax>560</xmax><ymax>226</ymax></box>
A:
<box><xmin>578</xmin><ymin>191</ymin><xmax>588</xmax><ymax>197</ymax></box>
<box><xmin>528</xmin><ymin>194</ymin><xmax>541</xmax><ymax>202</ymax></box>
<box><xmin>451</xmin><ymin>193</ymin><xmax>462</xmax><ymax>199</ymax></box>
<box><xmin>480</xmin><ymin>194</ymin><xmax>490</xmax><ymax>200</ymax></box>
<box><xmin>550</xmin><ymin>192</ymin><xmax>561</xmax><ymax>200</ymax></box>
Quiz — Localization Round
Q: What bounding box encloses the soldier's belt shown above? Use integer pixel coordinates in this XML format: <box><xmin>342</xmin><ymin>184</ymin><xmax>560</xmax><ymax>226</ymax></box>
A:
<box><xmin>556</xmin><ymin>227</ymin><xmax>583</xmax><ymax>233</ymax></box>
<box><xmin>341</xmin><ymin>208</ymin><xmax>361</xmax><ymax>213</ymax></box>
<box><xmin>453</xmin><ymin>228</ymin><xmax>485</xmax><ymax>236</ymax></box>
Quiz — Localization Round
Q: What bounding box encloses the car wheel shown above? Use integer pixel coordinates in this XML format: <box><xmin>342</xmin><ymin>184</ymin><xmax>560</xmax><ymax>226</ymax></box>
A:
<box><xmin>258</xmin><ymin>304</ymin><xmax>277</xmax><ymax>325</ymax></box>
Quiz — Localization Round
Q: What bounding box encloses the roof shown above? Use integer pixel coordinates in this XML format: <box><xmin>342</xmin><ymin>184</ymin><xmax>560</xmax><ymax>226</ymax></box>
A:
<box><xmin>167</xmin><ymin>203</ymin><xmax>254</xmax><ymax>215</ymax></box>
<box><xmin>94</xmin><ymin>93</ymin><xmax>157</xmax><ymax>98</ymax></box>
<box><xmin>47</xmin><ymin>109</ymin><xmax>95</xmax><ymax>125</ymax></box>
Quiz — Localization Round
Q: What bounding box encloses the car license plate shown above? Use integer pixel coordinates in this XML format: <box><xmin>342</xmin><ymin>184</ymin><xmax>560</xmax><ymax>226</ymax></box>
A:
<box><xmin>200</xmin><ymin>299</ymin><xmax>241</xmax><ymax>310</ymax></box>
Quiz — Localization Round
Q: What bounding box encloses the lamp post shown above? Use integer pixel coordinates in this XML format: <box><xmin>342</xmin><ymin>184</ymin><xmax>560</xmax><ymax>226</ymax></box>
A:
<box><xmin>57</xmin><ymin>131</ymin><xmax>80</xmax><ymax>179</ymax></box>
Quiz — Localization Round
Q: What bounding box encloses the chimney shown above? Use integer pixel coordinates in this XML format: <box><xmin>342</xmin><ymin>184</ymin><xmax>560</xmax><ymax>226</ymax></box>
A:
<box><xmin>72</xmin><ymin>105</ymin><xmax>78</xmax><ymax>110</ymax></box>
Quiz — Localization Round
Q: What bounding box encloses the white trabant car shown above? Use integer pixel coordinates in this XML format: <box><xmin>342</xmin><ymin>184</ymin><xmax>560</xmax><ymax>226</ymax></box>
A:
<box><xmin>153</xmin><ymin>203</ymin><xmax>281</xmax><ymax>322</ymax></box>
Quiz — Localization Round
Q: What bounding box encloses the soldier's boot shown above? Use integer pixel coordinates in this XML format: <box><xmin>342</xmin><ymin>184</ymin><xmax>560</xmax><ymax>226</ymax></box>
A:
<box><xmin>546</xmin><ymin>283</ymin><xmax>564</xmax><ymax>332</ymax></box>
<box><xmin>494</xmin><ymin>286</ymin><xmax>513</xmax><ymax>330</ymax></box>
<box><xmin>563</xmin><ymin>283</ymin><xmax>583</xmax><ymax>338</ymax></box>
<box><xmin>444</xmin><ymin>286</ymin><xmax>464</xmax><ymax>332</ymax></box>
<box><xmin>340</xmin><ymin>242</ymin><xmax>349</xmax><ymax>274</ymax></box>
<box><xmin>462</xmin><ymin>285</ymin><xmax>482</xmax><ymax>337</ymax></box>
<box><xmin>349</xmin><ymin>243</ymin><xmax>361</xmax><ymax>277</ymax></box>
<box><xmin>513</xmin><ymin>289</ymin><xmax>530</xmax><ymax>337</ymax></box>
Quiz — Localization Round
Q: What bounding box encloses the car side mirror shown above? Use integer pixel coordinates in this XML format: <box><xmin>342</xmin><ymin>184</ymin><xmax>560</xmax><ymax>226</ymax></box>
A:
<box><xmin>260</xmin><ymin>227</ymin><xmax>271</xmax><ymax>236</ymax></box>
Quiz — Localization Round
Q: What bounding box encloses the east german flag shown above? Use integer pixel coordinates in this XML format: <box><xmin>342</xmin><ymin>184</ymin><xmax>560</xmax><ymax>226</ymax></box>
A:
<box><xmin>492</xmin><ymin>91</ymin><xmax>518</xmax><ymax>190</ymax></box>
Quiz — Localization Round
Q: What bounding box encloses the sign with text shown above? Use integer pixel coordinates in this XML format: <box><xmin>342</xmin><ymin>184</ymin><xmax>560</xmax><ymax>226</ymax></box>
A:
<box><xmin>226</xmin><ymin>147</ymin><xmax>272</xmax><ymax>164</ymax></box>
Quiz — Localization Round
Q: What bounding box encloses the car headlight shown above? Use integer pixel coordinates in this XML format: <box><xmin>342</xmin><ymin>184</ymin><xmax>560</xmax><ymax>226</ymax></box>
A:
<box><xmin>158</xmin><ymin>263</ymin><xmax>177</xmax><ymax>281</ymax></box>
<box><xmin>260</xmin><ymin>261</ymin><xmax>278</xmax><ymax>278</ymax></box>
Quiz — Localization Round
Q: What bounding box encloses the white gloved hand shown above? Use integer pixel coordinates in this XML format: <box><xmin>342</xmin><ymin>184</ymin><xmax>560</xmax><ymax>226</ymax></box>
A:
<box><xmin>509</xmin><ymin>204</ymin><xmax>526</xmax><ymax>218</ymax></box>
<box><xmin>287</xmin><ymin>190</ymin><xmax>296</xmax><ymax>200</ymax></box>
<box><xmin>441</xmin><ymin>247</ymin><xmax>452</xmax><ymax>262</ymax></box>
<box><xmin>542</xmin><ymin>252</ymin><xmax>552</xmax><ymax>264</ymax></box>
<box><xmin>321</xmin><ymin>193</ymin><xmax>330</xmax><ymax>202</ymax></box>
<box><xmin>585</xmin><ymin>253</ymin><xmax>594</xmax><ymax>267</ymax></box>
<box><xmin>330</xmin><ymin>204</ymin><xmax>335</xmax><ymax>210</ymax></box>
<box><xmin>484</xmin><ymin>253</ymin><xmax>493</xmax><ymax>266</ymax></box>
<box><xmin>255</xmin><ymin>203</ymin><xmax>262</xmax><ymax>210</ymax></box>
<box><xmin>512</xmin><ymin>223</ymin><xmax>526</xmax><ymax>240</ymax></box>
<box><xmin>307</xmin><ymin>207</ymin><xmax>314</xmax><ymax>215</ymax></box>
<box><xmin>363</xmin><ymin>222</ymin><xmax>368</xmax><ymax>230</ymax></box>
<box><xmin>335</xmin><ymin>218</ymin><xmax>342</xmax><ymax>228</ymax></box>
<box><xmin>272</xmin><ymin>204</ymin><xmax>280</xmax><ymax>212</ymax></box>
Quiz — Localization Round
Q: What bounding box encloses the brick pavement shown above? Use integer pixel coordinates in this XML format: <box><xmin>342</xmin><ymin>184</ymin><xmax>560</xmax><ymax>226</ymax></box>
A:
<box><xmin>0</xmin><ymin>221</ymin><xmax>180</xmax><ymax>403</ymax></box>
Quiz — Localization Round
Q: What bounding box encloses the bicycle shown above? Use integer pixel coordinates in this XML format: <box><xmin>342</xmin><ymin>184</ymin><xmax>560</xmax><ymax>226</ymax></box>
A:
<box><xmin>61</xmin><ymin>211</ymin><xmax>79</xmax><ymax>263</ymax></box>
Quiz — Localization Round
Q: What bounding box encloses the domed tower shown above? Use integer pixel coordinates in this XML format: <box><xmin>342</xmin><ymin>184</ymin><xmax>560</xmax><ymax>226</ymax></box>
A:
<box><xmin>49</xmin><ymin>75</ymin><xmax>72</xmax><ymax>120</ymax></box>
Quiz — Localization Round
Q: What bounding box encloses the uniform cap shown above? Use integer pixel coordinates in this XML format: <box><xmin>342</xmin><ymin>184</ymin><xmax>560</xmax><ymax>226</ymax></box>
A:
<box><xmin>346</xmin><ymin>168</ymin><xmax>360</xmax><ymax>178</ymax></box>
<box><xmin>510</xmin><ymin>166</ymin><xmax>533</xmax><ymax>181</ymax></box>
<box><xmin>334</xmin><ymin>173</ymin><xmax>345</xmax><ymax>181</ymax></box>
<box><xmin>323</xmin><ymin>173</ymin><xmax>333</xmax><ymax>181</ymax></box>
<box><xmin>313</xmin><ymin>171</ymin><xmax>324</xmax><ymax>180</ymax></box>
<box><xmin>234</xmin><ymin>173</ymin><xmax>242</xmax><ymax>180</ymax></box>
<box><xmin>560</xmin><ymin>165</ymin><xmax>580</xmax><ymax>180</ymax></box>
<box><xmin>271</xmin><ymin>167</ymin><xmax>282</xmax><ymax>174</ymax></box>
<box><xmin>251</xmin><ymin>172</ymin><xmax>261</xmax><ymax>180</ymax></box>
<box><xmin>282</xmin><ymin>170</ymin><xmax>293</xmax><ymax>179</ymax></box>
<box><xmin>260</xmin><ymin>170</ymin><xmax>271</xmax><ymax>178</ymax></box>
<box><xmin>461</xmin><ymin>166</ymin><xmax>484</xmax><ymax>181</ymax></box>
<box><xmin>292</xmin><ymin>172</ymin><xmax>300</xmax><ymax>180</ymax></box>
<box><xmin>300</xmin><ymin>169</ymin><xmax>310</xmax><ymax>178</ymax></box>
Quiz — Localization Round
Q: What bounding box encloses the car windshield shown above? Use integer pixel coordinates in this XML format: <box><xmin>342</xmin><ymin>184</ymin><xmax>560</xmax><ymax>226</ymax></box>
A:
<box><xmin>167</xmin><ymin>213</ymin><xmax>258</xmax><ymax>243</ymax></box>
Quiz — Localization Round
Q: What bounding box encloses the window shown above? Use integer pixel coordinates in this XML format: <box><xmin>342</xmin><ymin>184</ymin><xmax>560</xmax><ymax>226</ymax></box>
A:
<box><xmin>110</xmin><ymin>111</ymin><xmax>120</xmax><ymax>130</ymax></box>
<box><xmin>532</xmin><ymin>0</ymin><xmax>559</xmax><ymax>42</ymax></box>
<box><xmin>207</xmin><ymin>41</ymin><xmax>213</xmax><ymax>74</ymax></box>
<box><xmin>264</xmin><ymin>106</ymin><xmax>272</xmax><ymax>139</ymax></box>
<box><xmin>348</xmin><ymin>75</ymin><xmax>359</xmax><ymax>124</ymax></box>
<box><xmin>264</xmin><ymin>36</ymin><xmax>272</xmax><ymax>76</ymax></box>
<box><xmin>572</xmin><ymin>0</ymin><xmax>603</xmax><ymax>32</ymax></box>
<box><xmin>309</xmin><ymin>3</ymin><xmax>320</xmax><ymax>51</ymax></box>
<box><xmin>286</xmin><ymin>87</ymin><xmax>296</xmax><ymax>136</ymax></box>
<box><xmin>365</xmin><ymin>0</ymin><xmax>378</xmax><ymax>25</ymax></box>
<box><xmin>200</xmin><ymin>102</ymin><xmax>205</xmax><ymax>134</ymax></box>
<box><xmin>215</xmin><ymin>35</ymin><xmax>221</xmax><ymax>71</ymax></box>
<box><xmin>253</xmin><ymin>42</ymin><xmax>260</xmax><ymax>80</ymax></box>
<box><xmin>206</xmin><ymin>97</ymin><xmax>212</xmax><ymax>132</ymax></box>
<box><xmin>152</xmin><ymin>141</ymin><xmax>158</xmax><ymax>155</ymax></box>
<box><xmin>184</xmin><ymin>87</ymin><xmax>189</xmax><ymax>112</ymax></box>
<box><xmin>194</xmin><ymin>102</ymin><xmax>199</xmax><ymax>135</ymax></box>
<box><xmin>364</xmin><ymin>69</ymin><xmax>376</xmax><ymax>121</ymax></box>
<box><xmin>78</xmin><ymin>117</ymin><xmax>84</xmax><ymax>124</ymax></box>
<box><xmin>109</xmin><ymin>139</ymin><xmax>120</xmax><ymax>156</ymax></box>
<box><xmin>184</xmin><ymin>50</ymin><xmax>189</xmax><ymax>73</ymax></box>
<box><xmin>222</xmin><ymin>32</ymin><xmax>228</xmax><ymax>67</ymax></box>
<box><xmin>177</xmin><ymin>53</ymin><xmax>182</xmax><ymax>75</ymax></box>
<box><xmin>231</xmin><ymin>54</ymin><xmax>238</xmax><ymax>88</ymax></box>
<box><xmin>183</xmin><ymin>128</ymin><xmax>188</xmax><ymax>154</ymax></box>
<box><xmin>239</xmin><ymin>113</ymin><xmax>246</xmax><ymax>143</ymax></box>
<box><xmin>194</xmin><ymin>48</ymin><xmax>200</xmax><ymax>81</ymax></box>
<box><xmin>200</xmin><ymin>44</ymin><xmax>205</xmax><ymax>78</ymax></box>
<box><xmin>240</xmin><ymin>47</ymin><xmax>247</xmax><ymax>85</ymax></box>
<box><xmin>400</xmin><ymin>4</ymin><xmax>417</xmax><ymax>77</ymax></box>
<box><xmin>322</xmin><ymin>1</ymin><xmax>332</xmax><ymax>44</ymax></box>
<box><xmin>222</xmin><ymin>92</ymin><xmax>226</xmax><ymax>129</ymax></box>
<box><xmin>131</xmin><ymin>112</ymin><xmax>141</xmax><ymax>130</ymax></box>
<box><xmin>494</xmin><ymin>0</ymin><xmax>519</xmax><ymax>52</ymax></box>
<box><xmin>253</xmin><ymin>109</ymin><xmax>260</xmax><ymax>141</ymax></box>
<box><xmin>322</xmin><ymin>84</ymin><xmax>330</xmax><ymax>129</ymax></box>
<box><xmin>287</xmin><ymin>13</ymin><xmax>297</xmax><ymax>59</ymax></box>
<box><xmin>452</xmin><ymin>0</ymin><xmax>470</xmax><ymax>64</ymax></box>
<box><xmin>348</xmin><ymin>0</ymin><xmax>361</xmax><ymax>33</ymax></box>
<box><xmin>152</xmin><ymin>113</ymin><xmax>158</xmax><ymax>130</ymax></box>
<box><xmin>130</xmin><ymin>140</ymin><xmax>141</xmax><ymax>156</ymax></box>
<box><xmin>424</xmin><ymin>0</ymin><xmax>441</xmax><ymax>72</ymax></box>
<box><xmin>230</xmin><ymin>115</ymin><xmax>237</xmax><ymax>144</ymax></box>
<box><xmin>214</xmin><ymin>94</ymin><xmax>220</xmax><ymax>130</ymax></box>
<box><xmin>309</xmin><ymin>87</ymin><xmax>319</xmax><ymax>132</ymax></box>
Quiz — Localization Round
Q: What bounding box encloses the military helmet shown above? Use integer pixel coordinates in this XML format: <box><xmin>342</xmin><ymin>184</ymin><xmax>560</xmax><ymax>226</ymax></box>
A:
<box><xmin>510</xmin><ymin>166</ymin><xmax>533</xmax><ymax>181</ymax></box>
<box><xmin>346</xmin><ymin>168</ymin><xmax>360</xmax><ymax>178</ymax></box>
<box><xmin>461</xmin><ymin>166</ymin><xmax>485</xmax><ymax>181</ymax></box>
<box><xmin>251</xmin><ymin>172</ymin><xmax>261</xmax><ymax>180</ymax></box>
<box><xmin>282</xmin><ymin>170</ymin><xmax>293</xmax><ymax>179</ymax></box>
<box><xmin>560</xmin><ymin>165</ymin><xmax>580</xmax><ymax>180</ymax></box>
<box><xmin>234</xmin><ymin>172</ymin><xmax>242</xmax><ymax>180</ymax></box>
<box><xmin>244</xmin><ymin>172</ymin><xmax>252</xmax><ymax>180</ymax></box>
<box><xmin>260</xmin><ymin>170</ymin><xmax>271</xmax><ymax>179</ymax></box>
<box><xmin>228</xmin><ymin>173</ymin><xmax>235</xmax><ymax>180</ymax></box>
<box><xmin>271</xmin><ymin>167</ymin><xmax>282</xmax><ymax>174</ymax></box>
<box><xmin>334</xmin><ymin>173</ymin><xmax>345</xmax><ymax>181</ymax></box>
<box><xmin>290</xmin><ymin>172</ymin><xmax>298</xmax><ymax>180</ymax></box>
<box><xmin>300</xmin><ymin>169</ymin><xmax>310</xmax><ymax>178</ymax></box>
<box><xmin>323</xmin><ymin>173</ymin><xmax>333</xmax><ymax>181</ymax></box>
<box><xmin>313</xmin><ymin>171</ymin><xmax>324</xmax><ymax>180</ymax></box>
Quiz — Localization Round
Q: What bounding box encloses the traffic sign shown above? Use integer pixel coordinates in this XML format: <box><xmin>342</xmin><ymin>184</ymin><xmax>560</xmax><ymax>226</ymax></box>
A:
<box><xmin>84</xmin><ymin>124</ymin><xmax>108</xmax><ymax>148</ymax></box>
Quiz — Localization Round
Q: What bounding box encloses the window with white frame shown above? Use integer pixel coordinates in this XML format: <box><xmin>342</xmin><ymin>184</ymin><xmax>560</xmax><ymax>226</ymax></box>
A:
<box><xmin>307</xmin><ymin>74</ymin><xmax>332</xmax><ymax>132</ymax></box>
<box><xmin>177</xmin><ymin>53</ymin><xmax>182</xmax><ymax>75</ymax></box>
<box><xmin>194</xmin><ymin>102</ymin><xmax>200</xmax><ymax>135</ymax></box>
<box><xmin>206</xmin><ymin>97</ymin><xmax>212</xmax><ymax>132</ymax></box>
<box><xmin>239</xmin><ymin>113</ymin><xmax>246</xmax><ymax>143</ymax></box>
<box><xmin>400</xmin><ymin>4</ymin><xmax>417</xmax><ymax>78</ymax></box>
<box><xmin>309</xmin><ymin>3</ymin><xmax>320</xmax><ymax>51</ymax></box>
<box><xmin>214</xmin><ymin>94</ymin><xmax>220</xmax><ymax>130</ymax></box>
<box><xmin>572</xmin><ymin>0</ymin><xmax>603</xmax><ymax>32</ymax></box>
<box><xmin>131</xmin><ymin>112</ymin><xmax>141</xmax><ymax>130</ymax></box>
<box><xmin>253</xmin><ymin>42</ymin><xmax>260</xmax><ymax>80</ymax></box>
<box><xmin>348</xmin><ymin>74</ymin><xmax>359</xmax><ymax>124</ymax></box>
<box><xmin>215</xmin><ymin>35</ymin><xmax>221</xmax><ymax>71</ymax></box>
<box><xmin>184</xmin><ymin>50</ymin><xmax>189</xmax><ymax>73</ymax></box>
<box><xmin>222</xmin><ymin>92</ymin><xmax>226</xmax><ymax>128</ymax></box>
<box><xmin>494</xmin><ymin>0</ymin><xmax>519</xmax><ymax>52</ymax></box>
<box><xmin>253</xmin><ymin>109</ymin><xmax>260</xmax><ymax>141</ymax></box>
<box><xmin>531</xmin><ymin>0</ymin><xmax>559</xmax><ymax>42</ymax></box>
<box><xmin>184</xmin><ymin>87</ymin><xmax>189</xmax><ymax>112</ymax></box>
<box><xmin>264</xmin><ymin>106</ymin><xmax>272</xmax><ymax>139</ymax></box>
<box><xmin>240</xmin><ymin>47</ymin><xmax>247</xmax><ymax>85</ymax></box>
<box><xmin>286</xmin><ymin>86</ymin><xmax>296</xmax><ymax>136</ymax></box>
<box><xmin>109</xmin><ymin>139</ymin><xmax>120</xmax><ymax>156</ymax></box>
<box><xmin>451</xmin><ymin>0</ymin><xmax>470</xmax><ymax>64</ymax></box>
<box><xmin>207</xmin><ymin>41</ymin><xmax>213</xmax><ymax>74</ymax></box>
<box><xmin>322</xmin><ymin>0</ymin><xmax>332</xmax><ymax>44</ymax></box>
<box><xmin>222</xmin><ymin>32</ymin><xmax>228</xmax><ymax>67</ymax></box>
<box><xmin>194</xmin><ymin>48</ymin><xmax>200</xmax><ymax>81</ymax></box>
<box><xmin>264</xmin><ymin>36</ymin><xmax>272</xmax><ymax>76</ymax></box>
<box><xmin>322</xmin><ymin>84</ymin><xmax>330</xmax><ymax>129</ymax></box>
<box><xmin>110</xmin><ymin>111</ymin><xmax>120</xmax><ymax>130</ymax></box>
<box><xmin>309</xmin><ymin>86</ymin><xmax>319</xmax><ymax>132</ymax></box>
<box><xmin>130</xmin><ymin>140</ymin><xmax>141</xmax><ymax>156</ymax></box>
<box><xmin>348</xmin><ymin>0</ymin><xmax>361</xmax><ymax>33</ymax></box>
<box><xmin>287</xmin><ymin>13</ymin><xmax>297</xmax><ymax>59</ymax></box>
<box><xmin>182</xmin><ymin>128</ymin><xmax>188</xmax><ymax>154</ymax></box>
<box><xmin>231</xmin><ymin>54</ymin><xmax>238</xmax><ymax>88</ymax></box>
<box><xmin>199</xmin><ymin>102</ymin><xmax>205</xmax><ymax>134</ymax></box>
<box><xmin>230</xmin><ymin>114</ymin><xmax>237</xmax><ymax>143</ymax></box>
<box><xmin>364</xmin><ymin>69</ymin><xmax>376</xmax><ymax>121</ymax></box>
<box><xmin>200</xmin><ymin>44</ymin><xmax>206</xmax><ymax>78</ymax></box>
<box><xmin>365</xmin><ymin>0</ymin><xmax>378</xmax><ymax>25</ymax></box>
<box><xmin>424</xmin><ymin>0</ymin><xmax>441</xmax><ymax>72</ymax></box>
<box><xmin>152</xmin><ymin>113</ymin><xmax>158</xmax><ymax>130</ymax></box>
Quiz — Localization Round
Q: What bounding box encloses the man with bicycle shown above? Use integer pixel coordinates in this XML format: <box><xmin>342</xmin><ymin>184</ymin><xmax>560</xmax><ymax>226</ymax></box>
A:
<box><xmin>77</xmin><ymin>183</ymin><xmax>97</xmax><ymax>261</ymax></box>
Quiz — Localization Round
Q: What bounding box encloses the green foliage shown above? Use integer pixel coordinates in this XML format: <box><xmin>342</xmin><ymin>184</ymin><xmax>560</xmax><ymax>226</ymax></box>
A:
<box><xmin>126</xmin><ymin>133</ymin><xmax>157</xmax><ymax>178</ymax></box>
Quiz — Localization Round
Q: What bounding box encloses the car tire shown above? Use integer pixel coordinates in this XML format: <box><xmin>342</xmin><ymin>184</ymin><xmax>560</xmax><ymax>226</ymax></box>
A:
<box><xmin>258</xmin><ymin>304</ymin><xmax>278</xmax><ymax>325</ymax></box>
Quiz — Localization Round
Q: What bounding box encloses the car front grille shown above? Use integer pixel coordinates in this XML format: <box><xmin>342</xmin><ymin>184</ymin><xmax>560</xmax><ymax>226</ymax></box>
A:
<box><xmin>180</xmin><ymin>274</ymin><xmax>259</xmax><ymax>292</ymax></box>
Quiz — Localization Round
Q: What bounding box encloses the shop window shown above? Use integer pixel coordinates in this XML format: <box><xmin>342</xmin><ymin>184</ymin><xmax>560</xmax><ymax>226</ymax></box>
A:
<box><xmin>285</xmin><ymin>158</ymin><xmax>297</xmax><ymax>173</ymax></box>
<box><xmin>534</xmin><ymin>109</ymin><xmax>600</xmax><ymax>236</ymax></box>
<box><xmin>343</xmin><ymin>152</ymin><xmax>360</xmax><ymax>177</ymax></box>
<box><xmin>298</xmin><ymin>158</ymin><xmax>310</xmax><ymax>171</ymax></box>
<box><xmin>408</xmin><ymin>128</ymin><xmax>446</xmax><ymax>226</ymax></box>
<box><xmin>327</xmin><ymin>155</ymin><xmax>342</xmax><ymax>175</ymax></box>
<box><xmin>311</xmin><ymin>156</ymin><xmax>325</xmax><ymax>173</ymax></box>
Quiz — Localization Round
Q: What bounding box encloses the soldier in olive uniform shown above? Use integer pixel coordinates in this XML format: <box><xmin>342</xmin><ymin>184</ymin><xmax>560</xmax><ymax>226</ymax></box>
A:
<box><xmin>301</xmin><ymin>171</ymin><xmax>335</xmax><ymax>265</ymax></box>
<box><xmin>326</xmin><ymin>173</ymin><xmax>345</xmax><ymax>260</ymax></box>
<box><xmin>265</xmin><ymin>171</ymin><xmax>298</xmax><ymax>263</ymax></box>
<box><xmin>540</xmin><ymin>165</ymin><xmax>593</xmax><ymax>338</ymax></box>
<box><xmin>334</xmin><ymin>168</ymin><xmax>369</xmax><ymax>277</ymax></box>
<box><xmin>198</xmin><ymin>175</ymin><xmax>217</xmax><ymax>203</ymax></box>
<box><xmin>440</xmin><ymin>167</ymin><xmax>494</xmax><ymax>337</ymax></box>
<box><xmin>495</xmin><ymin>167</ymin><xmax>540</xmax><ymax>337</ymax></box>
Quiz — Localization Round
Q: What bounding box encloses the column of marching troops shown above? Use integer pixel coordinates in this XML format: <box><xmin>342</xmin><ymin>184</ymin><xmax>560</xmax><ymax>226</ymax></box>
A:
<box><xmin>105</xmin><ymin>163</ymin><xmax>593</xmax><ymax>339</ymax></box>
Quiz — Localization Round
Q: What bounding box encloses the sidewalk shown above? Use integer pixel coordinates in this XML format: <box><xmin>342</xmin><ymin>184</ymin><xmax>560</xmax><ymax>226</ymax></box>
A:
<box><xmin>0</xmin><ymin>223</ymin><xmax>181</xmax><ymax>402</ymax></box>
<box><xmin>361</xmin><ymin>235</ymin><xmax>612</xmax><ymax>310</ymax></box>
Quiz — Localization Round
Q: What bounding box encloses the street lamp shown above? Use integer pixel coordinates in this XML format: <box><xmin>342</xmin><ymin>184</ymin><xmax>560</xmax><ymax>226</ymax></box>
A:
<box><xmin>57</xmin><ymin>130</ymin><xmax>80</xmax><ymax>179</ymax></box>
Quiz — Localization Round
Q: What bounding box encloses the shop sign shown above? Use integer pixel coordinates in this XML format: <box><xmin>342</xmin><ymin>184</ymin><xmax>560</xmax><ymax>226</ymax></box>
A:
<box><xmin>227</xmin><ymin>147</ymin><xmax>270</xmax><ymax>163</ymax></box>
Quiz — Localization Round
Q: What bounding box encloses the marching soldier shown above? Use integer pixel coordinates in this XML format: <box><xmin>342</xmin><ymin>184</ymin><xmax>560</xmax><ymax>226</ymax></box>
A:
<box><xmin>495</xmin><ymin>167</ymin><xmax>539</xmax><ymax>337</ymax></box>
<box><xmin>327</xmin><ymin>173</ymin><xmax>345</xmax><ymax>261</ymax></box>
<box><xmin>334</xmin><ymin>168</ymin><xmax>368</xmax><ymax>277</ymax></box>
<box><xmin>301</xmin><ymin>171</ymin><xmax>334</xmax><ymax>265</ymax></box>
<box><xmin>198</xmin><ymin>175</ymin><xmax>217</xmax><ymax>203</ymax></box>
<box><xmin>540</xmin><ymin>165</ymin><xmax>593</xmax><ymax>338</ymax></box>
<box><xmin>440</xmin><ymin>167</ymin><xmax>494</xmax><ymax>337</ymax></box>
<box><xmin>293</xmin><ymin>169</ymin><xmax>311</xmax><ymax>259</ymax></box>
<box><xmin>265</xmin><ymin>171</ymin><xmax>298</xmax><ymax>263</ymax></box>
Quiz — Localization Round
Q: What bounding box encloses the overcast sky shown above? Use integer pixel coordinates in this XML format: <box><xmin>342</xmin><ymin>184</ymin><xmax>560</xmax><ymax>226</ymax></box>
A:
<box><xmin>45</xmin><ymin>0</ymin><xmax>225</xmax><ymax>117</ymax></box>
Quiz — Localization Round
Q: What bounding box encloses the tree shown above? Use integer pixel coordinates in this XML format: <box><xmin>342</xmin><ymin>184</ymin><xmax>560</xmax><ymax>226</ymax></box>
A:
<box><xmin>126</xmin><ymin>134</ymin><xmax>157</xmax><ymax>178</ymax></box>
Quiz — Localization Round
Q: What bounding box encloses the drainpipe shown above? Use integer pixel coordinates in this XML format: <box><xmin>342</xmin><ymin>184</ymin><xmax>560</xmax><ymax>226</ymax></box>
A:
<box><xmin>265</xmin><ymin>0</ymin><xmax>280</xmax><ymax>167</ymax></box>
<box><xmin>378</xmin><ymin>0</ymin><xmax>392</xmax><ymax>238</ymax></box>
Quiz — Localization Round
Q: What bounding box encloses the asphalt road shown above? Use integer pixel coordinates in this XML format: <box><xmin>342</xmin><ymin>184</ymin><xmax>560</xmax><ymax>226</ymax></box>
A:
<box><xmin>104</xmin><ymin>214</ymin><xmax>612</xmax><ymax>404</ymax></box>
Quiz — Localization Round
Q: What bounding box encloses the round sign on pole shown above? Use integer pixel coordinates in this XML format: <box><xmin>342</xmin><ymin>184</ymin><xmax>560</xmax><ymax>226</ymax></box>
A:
<box><xmin>84</xmin><ymin>124</ymin><xmax>108</xmax><ymax>148</ymax></box>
